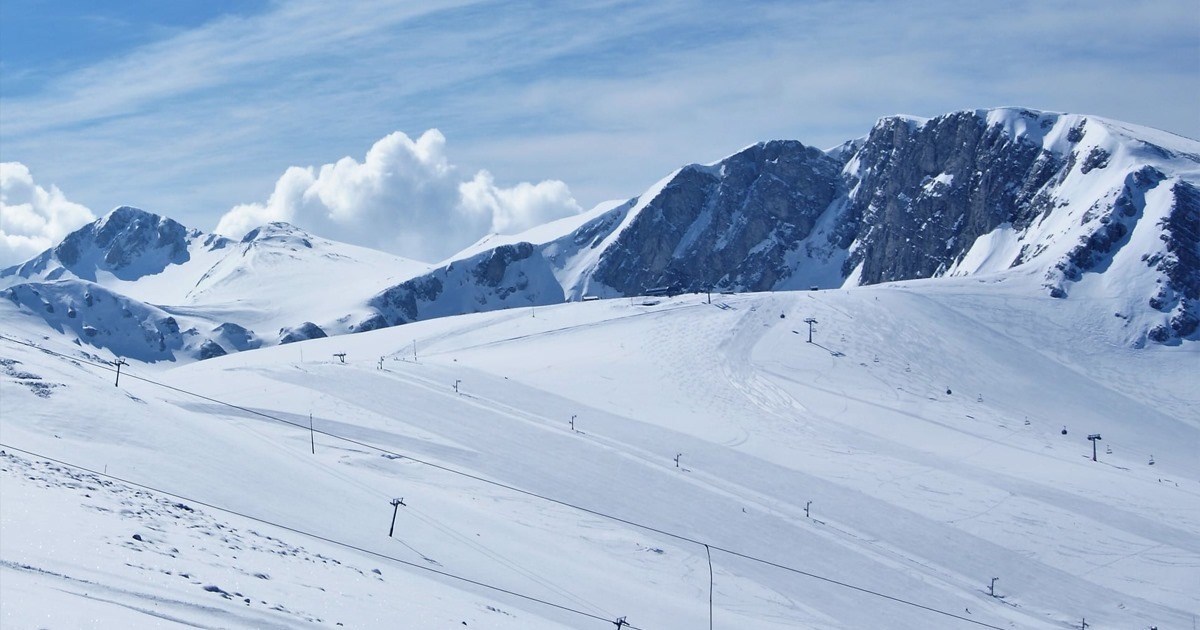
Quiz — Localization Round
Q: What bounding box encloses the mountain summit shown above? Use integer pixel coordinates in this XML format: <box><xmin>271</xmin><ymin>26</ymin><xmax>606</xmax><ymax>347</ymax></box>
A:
<box><xmin>3</xmin><ymin>107</ymin><xmax>1198</xmax><ymax>361</ymax></box>
<box><xmin>361</xmin><ymin>107</ymin><xmax>1199</xmax><ymax>346</ymax></box>
<box><xmin>1</xmin><ymin>206</ymin><xmax>231</xmax><ymax>289</ymax></box>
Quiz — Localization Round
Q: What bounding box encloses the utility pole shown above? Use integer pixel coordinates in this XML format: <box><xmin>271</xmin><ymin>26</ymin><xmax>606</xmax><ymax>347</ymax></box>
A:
<box><xmin>805</xmin><ymin>501</ymin><xmax>812</xmax><ymax>518</ymax></box>
<box><xmin>309</xmin><ymin>412</ymin><xmax>316</xmax><ymax>454</ymax></box>
<box><xmin>388</xmin><ymin>498</ymin><xmax>405</xmax><ymax>537</ymax></box>
<box><xmin>674</xmin><ymin>453</ymin><xmax>682</xmax><ymax>468</ymax></box>
<box><xmin>989</xmin><ymin>577</ymin><xmax>999</xmax><ymax>597</ymax></box>
<box><xmin>413</xmin><ymin>340</ymin><xmax>417</xmax><ymax>362</ymax></box>
<box><xmin>378</xmin><ymin>356</ymin><xmax>384</xmax><ymax>370</ymax></box>
<box><xmin>803</xmin><ymin>318</ymin><xmax>818</xmax><ymax>343</ymax></box>
<box><xmin>112</xmin><ymin>358</ymin><xmax>128</xmax><ymax>387</ymax></box>
<box><xmin>1088</xmin><ymin>434</ymin><xmax>1102</xmax><ymax>462</ymax></box>
<box><xmin>615</xmin><ymin>617</ymin><xmax>628</xmax><ymax>629</ymax></box>
<box><xmin>570</xmin><ymin>415</ymin><xmax>576</xmax><ymax>432</ymax></box>
<box><xmin>1080</xmin><ymin>617</ymin><xmax>1088</xmax><ymax>630</ymax></box>
<box><xmin>454</xmin><ymin>379</ymin><xmax>462</xmax><ymax>394</ymax></box>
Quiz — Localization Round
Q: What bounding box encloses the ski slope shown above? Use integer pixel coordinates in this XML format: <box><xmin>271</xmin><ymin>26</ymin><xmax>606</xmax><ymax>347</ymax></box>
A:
<box><xmin>2</xmin><ymin>279</ymin><xmax>1197</xmax><ymax>629</ymax></box>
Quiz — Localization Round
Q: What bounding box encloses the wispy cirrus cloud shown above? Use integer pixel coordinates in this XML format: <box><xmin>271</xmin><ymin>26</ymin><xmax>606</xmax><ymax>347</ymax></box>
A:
<box><xmin>1</xmin><ymin>0</ymin><xmax>1196</xmax><ymax>260</ymax></box>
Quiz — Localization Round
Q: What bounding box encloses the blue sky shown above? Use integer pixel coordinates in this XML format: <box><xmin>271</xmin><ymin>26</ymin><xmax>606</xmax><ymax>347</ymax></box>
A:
<box><xmin>1</xmin><ymin>0</ymin><xmax>1197</xmax><ymax>262</ymax></box>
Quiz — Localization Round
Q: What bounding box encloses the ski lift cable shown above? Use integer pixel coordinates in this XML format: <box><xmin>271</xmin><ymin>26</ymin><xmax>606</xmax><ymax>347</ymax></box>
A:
<box><xmin>0</xmin><ymin>443</ymin><xmax>647</xmax><ymax>630</ymax></box>
<box><xmin>403</xmin><ymin>504</ymin><xmax>618</xmax><ymax>620</ymax></box>
<box><xmin>1</xmin><ymin>333</ymin><xmax>1008</xmax><ymax>629</ymax></box>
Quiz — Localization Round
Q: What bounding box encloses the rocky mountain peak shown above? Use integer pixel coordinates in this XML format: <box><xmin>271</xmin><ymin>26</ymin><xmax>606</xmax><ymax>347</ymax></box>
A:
<box><xmin>2</xmin><ymin>206</ymin><xmax>232</xmax><ymax>284</ymax></box>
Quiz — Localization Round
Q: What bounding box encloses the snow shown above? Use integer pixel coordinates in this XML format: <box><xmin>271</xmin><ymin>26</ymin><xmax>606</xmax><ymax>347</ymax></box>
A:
<box><xmin>1</xmin><ymin>217</ymin><xmax>432</xmax><ymax>357</ymax></box>
<box><xmin>3</xmin><ymin>276</ymin><xmax>1196</xmax><ymax>629</ymax></box>
<box><xmin>2</xmin><ymin>107</ymin><xmax>1198</xmax><ymax>627</ymax></box>
<box><xmin>946</xmin><ymin>224</ymin><xmax>1022</xmax><ymax>277</ymax></box>
<box><xmin>179</xmin><ymin>223</ymin><xmax>430</xmax><ymax>335</ymax></box>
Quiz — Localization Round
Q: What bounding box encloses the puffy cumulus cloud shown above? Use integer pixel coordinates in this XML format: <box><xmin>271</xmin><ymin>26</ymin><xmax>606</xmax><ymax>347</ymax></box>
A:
<box><xmin>0</xmin><ymin>162</ymin><xmax>96</xmax><ymax>267</ymax></box>
<box><xmin>215</xmin><ymin>130</ymin><xmax>582</xmax><ymax>262</ymax></box>
<box><xmin>459</xmin><ymin>171</ymin><xmax>580</xmax><ymax>234</ymax></box>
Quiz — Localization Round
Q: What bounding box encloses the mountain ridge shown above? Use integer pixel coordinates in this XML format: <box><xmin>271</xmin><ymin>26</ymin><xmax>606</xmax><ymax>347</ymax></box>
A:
<box><xmin>352</xmin><ymin>107</ymin><xmax>1199</xmax><ymax>347</ymax></box>
<box><xmin>3</xmin><ymin>106</ymin><xmax>1197</xmax><ymax>362</ymax></box>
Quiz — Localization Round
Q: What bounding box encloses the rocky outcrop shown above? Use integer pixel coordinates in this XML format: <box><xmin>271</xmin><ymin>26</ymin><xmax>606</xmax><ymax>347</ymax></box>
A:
<box><xmin>1147</xmin><ymin>180</ymin><xmax>1200</xmax><ymax>341</ymax></box>
<box><xmin>2</xmin><ymin>206</ymin><xmax>230</xmax><ymax>283</ymax></box>
<box><xmin>840</xmin><ymin>111</ymin><xmax>1063</xmax><ymax>283</ymax></box>
<box><xmin>363</xmin><ymin>107</ymin><xmax>1199</xmax><ymax>345</ymax></box>
<box><xmin>1</xmin><ymin>280</ymin><xmax>224</xmax><ymax>362</ymax></box>
<box><xmin>590</xmin><ymin>141</ymin><xmax>841</xmax><ymax>293</ymax></box>
<box><xmin>366</xmin><ymin>242</ymin><xmax>562</xmax><ymax>327</ymax></box>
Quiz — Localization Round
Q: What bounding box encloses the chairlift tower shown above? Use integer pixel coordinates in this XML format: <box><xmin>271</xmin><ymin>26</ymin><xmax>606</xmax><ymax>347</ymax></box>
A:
<box><xmin>1088</xmin><ymin>434</ymin><xmax>1102</xmax><ymax>462</ymax></box>
<box><xmin>803</xmin><ymin>318</ymin><xmax>818</xmax><ymax>343</ymax></box>
<box><xmin>112</xmin><ymin>357</ymin><xmax>128</xmax><ymax>387</ymax></box>
<box><xmin>388</xmin><ymin>497</ymin><xmax>406</xmax><ymax>537</ymax></box>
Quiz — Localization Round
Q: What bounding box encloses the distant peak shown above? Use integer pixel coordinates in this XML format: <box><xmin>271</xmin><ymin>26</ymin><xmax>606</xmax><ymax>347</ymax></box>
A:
<box><xmin>874</xmin><ymin>113</ymin><xmax>930</xmax><ymax>130</ymax></box>
<box><xmin>240</xmin><ymin>222</ymin><xmax>316</xmax><ymax>248</ymax></box>
<box><xmin>101</xmin><ymin>206</ymin><xmax>161</xmax><ymax>225</ymax></box>
<box><xmin>241</xmin><ymin>222</ymin><xmax>310</xmax><ymax>240</ymax></box>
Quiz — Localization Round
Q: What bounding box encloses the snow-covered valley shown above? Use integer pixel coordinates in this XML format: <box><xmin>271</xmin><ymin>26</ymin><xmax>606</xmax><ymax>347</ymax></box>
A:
<box><xmin>3</xmin><ymin>274</ymin><xmax>1197</xmax><ymax>628</ymax></box>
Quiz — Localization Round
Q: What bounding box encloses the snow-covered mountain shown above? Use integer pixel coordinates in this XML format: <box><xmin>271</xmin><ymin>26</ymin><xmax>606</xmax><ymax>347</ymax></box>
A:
<box><xmin>2</xmin><ymin>208</ymin><xmax>429</xmax><ymax>361</ymax></box>
<box><xmin>359</xmin><ymin>108</ymin><xmax>1199</xmax><ymax>346</ymax></box>
<box><xmin>2</xmin><ymin>107</ymin><xmax>1197</xmax><ymax>630</ymax></box>
<box><xmin>0</xmin><ymin>205</ymin><xmax>234</xmax><ymax>304</ymax></box>
<box><xmin>3</xmin><ymin>280</ymin><xmax>1197</xmax><ymax>628</ymax></box>
<box><xmin>4</xmin><ymin>107</ymin><xmax>1197</xmax><ymax>364</ymax></box>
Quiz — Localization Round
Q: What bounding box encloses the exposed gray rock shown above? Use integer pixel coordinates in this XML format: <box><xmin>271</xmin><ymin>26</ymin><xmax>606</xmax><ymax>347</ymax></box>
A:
<box><xmin>1</xmin><ymin>206</ymin><xmax>231</xmax><ymax>283</ymax></box>
<box><xmin>198</xmin><ymin>340</ymin><xmax>227</xmax><ymax>360</ymax></box>
<box><xmin>591</xmin><ymin>141</ymin><xmax>841</xmax><ymax>293</ymax></box>
<box><xmin>279</xmin><ymin>322</ymin><xmax>327</xmax><ymax>345</ymax></box>
<box><xmin>211</xmin><ymin>322</ymin><xmax>260</xmax><ymax>351</ymax></box>
<box><xmin>840</xmin><ymin>110</ymin><xmax>1062</xmax><ymax>284</ymax></box>
<box><xmin>1150</xmin><ymin>180</ymin><xmax>1200</xmax><ymax>340</ymax></box>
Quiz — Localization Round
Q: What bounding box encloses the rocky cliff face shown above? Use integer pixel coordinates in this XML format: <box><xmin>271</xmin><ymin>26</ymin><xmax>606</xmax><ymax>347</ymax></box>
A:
<box><xmin>837</xmin><ymin>111</ymin><xmax>1064</xmax><ymax>284</ymax></box>
<box><xmin>4</xmin><ymin>108</ymin><xmax>1196</xmax><ymax>357</ymax></box>
<box><xmin>590</xmin><ymin>141</ymin><xmax>841</xmax><ymax>294</ymax></box>
<box><xmin>1147</xmin><ymin>180</ymin><xmax>1200</xmax><ymax>341</ymax></box>
<box><xmin>1</xmin><ymin>206</ymin><xmax>230</xmax><ymax>284</ymax></box>
<box><xmin>367</xmin><ymin>107</ymin><xmax>1199</xmax><ymax>344</ymax></box>
<box><xmin>368</xmin><ymin>242</ymin><xmax>563</xmax><ymax>326</ymax></box>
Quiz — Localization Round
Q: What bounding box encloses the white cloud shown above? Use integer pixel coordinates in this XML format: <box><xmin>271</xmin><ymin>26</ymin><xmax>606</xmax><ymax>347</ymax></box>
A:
<box><xmin>0</xmin><ymin>162</ymin><xmax>96</xmax><ymax>267</ymax></box>
<box><xmin>215</xmin><ymin>130</ymin><xmax>582</xmax><ymax>262</ymax></box>
<box><xmin>459</xmin><ymin>171</ymin><xmax>581</xmax><ymax>234</ymax></box>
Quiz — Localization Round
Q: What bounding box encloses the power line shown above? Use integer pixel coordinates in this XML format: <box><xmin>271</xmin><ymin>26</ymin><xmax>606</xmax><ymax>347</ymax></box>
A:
<box><xmin>0</xmin><ymin>443</ymin><xmax>647</xmax><ymax>630</ymax></box>
<box><xmin>1</xmin><ymin>333</ymin><xmax>1006</xmax><ymax>629</ymax></box>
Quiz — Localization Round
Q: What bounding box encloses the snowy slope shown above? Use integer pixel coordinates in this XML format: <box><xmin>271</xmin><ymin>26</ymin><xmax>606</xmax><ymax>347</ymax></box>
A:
<box><xmin>6</xmin><ymin>108</ymin><xmax>1195</xmax><ymax>362</ymax></box>
<box><xmin>3</xmin><ymin>280</ymin><xmax>1196</xmax><ymax>629</ymax></box>
<box><xmin>179</xmin><ymin>222</ymin><xmax>430</xmax><ymax>336</ymax></box>
<box><xmin>0</xmin><ymin>206</ymin><xmax>233</xmax><ymax>304</ymax></box>
<box><xmin>835</xmin><ymin>108</ymin><xmax>1200</xmax><ymax>343</ymax></box>
<box><xmin>1</xmin><ymin>210</ymin><xmax>430</xmax><ymax>360</ymax></box>
<box><xmin>1</xmin><ymin>280</ymin><xmax>229</xmax><ymax>362</ymax></box>
<box><xmin>354</xmin><ymin>108</ymin><xmax>1200</xmax><ymax>346</ymax></box>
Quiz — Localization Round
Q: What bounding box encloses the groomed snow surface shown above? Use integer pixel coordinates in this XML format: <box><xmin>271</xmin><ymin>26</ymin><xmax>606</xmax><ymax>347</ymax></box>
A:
<box><xmin>2</xmin><ymin>280</ymin><xmax>1198</xmax><ymax>629</ymax></box>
